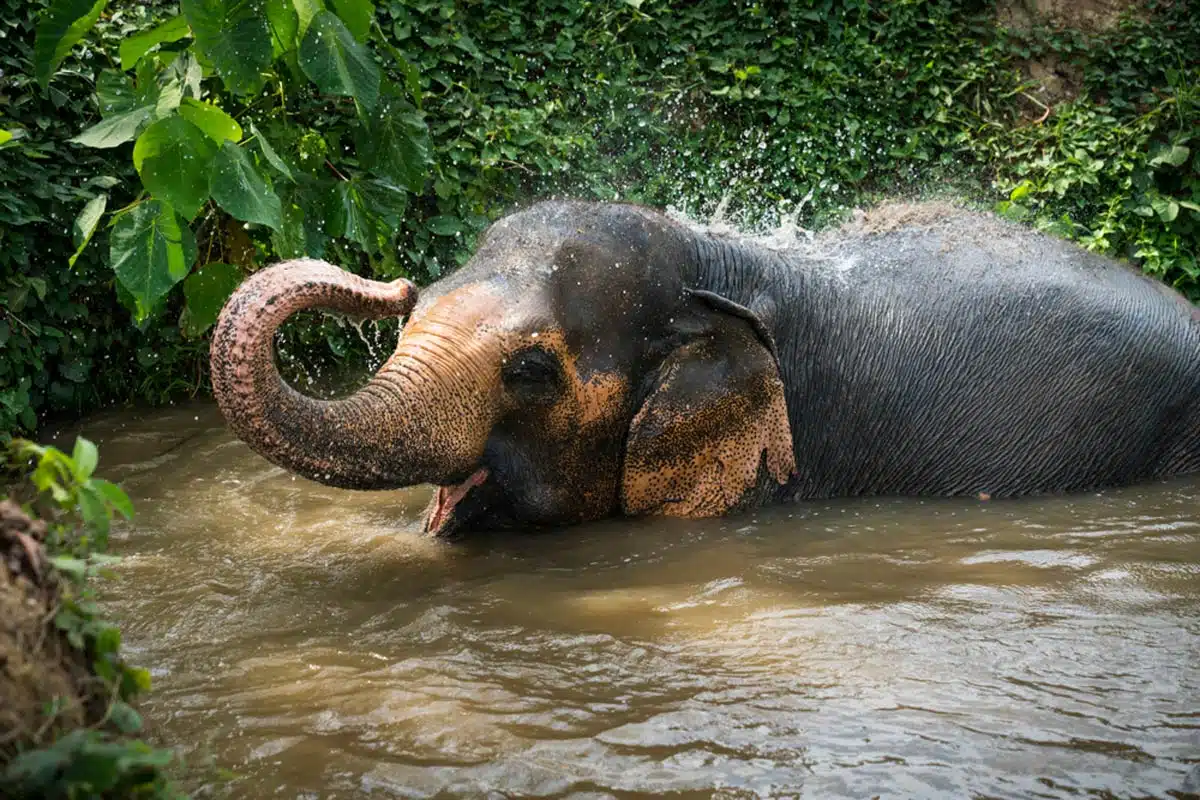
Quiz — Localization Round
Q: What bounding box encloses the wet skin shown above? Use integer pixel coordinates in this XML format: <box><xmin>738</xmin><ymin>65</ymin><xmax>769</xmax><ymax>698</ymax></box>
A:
<box><xmin>210</xmin><ymin>200</ymin><xmax>1200</xmax><ymax>537</ymax></box>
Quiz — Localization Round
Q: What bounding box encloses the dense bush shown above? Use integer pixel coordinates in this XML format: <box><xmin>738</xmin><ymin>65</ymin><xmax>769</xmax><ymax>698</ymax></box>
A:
<box><xmin>2</xmin><ymin>0</ymin><xmax>211</xmax><ymax>438</ymax></box>
<box><xmin>3</xmin><ymin>0</ymin><xmax>1197</xmax><ymax>437</ymax></box>
<box><xmin>986</xmin><ymin>6</ymin><xmax>1198</xmax><ymax>293</ymax></box>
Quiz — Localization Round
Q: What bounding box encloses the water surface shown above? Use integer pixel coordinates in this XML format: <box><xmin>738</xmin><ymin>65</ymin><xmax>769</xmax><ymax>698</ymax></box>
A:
<box><xmin>61</xmin><ymin>403</ymin><xmax>1200</xmax><ymax>798</ymax></box>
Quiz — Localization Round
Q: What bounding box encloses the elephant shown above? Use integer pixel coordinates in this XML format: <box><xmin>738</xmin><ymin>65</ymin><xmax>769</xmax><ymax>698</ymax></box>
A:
<box><xmin>210</xmin><ymin>199</ymin><xmax>1200</xmax><ymax>537</ymax></box>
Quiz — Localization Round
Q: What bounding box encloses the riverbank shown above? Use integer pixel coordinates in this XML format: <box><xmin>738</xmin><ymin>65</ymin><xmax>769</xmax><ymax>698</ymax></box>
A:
<box><xmin>0</xmin><ymin>441</ymin><xmax>183</xmax><ymax>797</ymax></box>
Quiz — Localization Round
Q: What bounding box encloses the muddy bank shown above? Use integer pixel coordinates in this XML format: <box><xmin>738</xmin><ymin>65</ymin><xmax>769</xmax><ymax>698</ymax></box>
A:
<box><xmin>0</xmin><ymin>499</ymin><xmax>101</xmax><ymax>765</ymax></box>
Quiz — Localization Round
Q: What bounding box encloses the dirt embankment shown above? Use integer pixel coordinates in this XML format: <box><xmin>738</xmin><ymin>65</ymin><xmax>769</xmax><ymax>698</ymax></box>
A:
<box><xmin>996</xmin><ymin>0</ymin><xmax>1146</xmax><ymax>113</ymax></box>
<box><xmin>0</xmin><ymin>499</ymin><xmax>103</xmax><ymax>766</ymax></box>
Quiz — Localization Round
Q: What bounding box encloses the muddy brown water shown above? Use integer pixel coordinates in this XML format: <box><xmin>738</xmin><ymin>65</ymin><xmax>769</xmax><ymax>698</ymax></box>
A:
<box><xmin>51</xmin><ymin>402</ymin><xmax>1200</xmax><ymax>798</ymax></box>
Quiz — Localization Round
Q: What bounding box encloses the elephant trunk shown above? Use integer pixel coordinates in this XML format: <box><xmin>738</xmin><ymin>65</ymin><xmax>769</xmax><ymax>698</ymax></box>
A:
<box><xmin>210</xmin><ymin>259</ymin><xmax>499</xmax><ymax>491</ymax></box>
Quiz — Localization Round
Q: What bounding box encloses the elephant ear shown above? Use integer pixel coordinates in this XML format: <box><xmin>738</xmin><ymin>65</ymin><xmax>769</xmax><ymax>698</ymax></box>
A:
<box><xmin>621</xmin><ymin>296</ymin><xmax>796</xmax><ymax>518</ymax></box>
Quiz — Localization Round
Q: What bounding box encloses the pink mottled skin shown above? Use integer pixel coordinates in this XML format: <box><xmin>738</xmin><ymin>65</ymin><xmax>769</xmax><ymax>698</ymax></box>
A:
<box><xmin>209</xmin><ymin>258</ymin><xmax>502</xmax><ymax>494</ymax></box>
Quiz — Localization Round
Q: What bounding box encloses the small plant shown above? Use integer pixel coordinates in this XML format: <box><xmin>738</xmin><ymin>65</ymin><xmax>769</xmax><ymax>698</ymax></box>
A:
<box><xmin>2</xmin><ymin>437</ymin><xmax>184</xmax><ymax>799</ymax></box>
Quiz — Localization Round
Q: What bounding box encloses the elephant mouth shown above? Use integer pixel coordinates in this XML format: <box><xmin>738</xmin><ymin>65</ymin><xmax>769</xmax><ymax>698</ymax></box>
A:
<box><xmin>423</xmin><ymin>467</ymin><xmax>490</xmax><ymax>536</ymax></box>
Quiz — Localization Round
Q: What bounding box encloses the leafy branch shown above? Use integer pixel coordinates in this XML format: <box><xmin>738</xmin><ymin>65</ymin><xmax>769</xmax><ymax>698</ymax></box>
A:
<box><xmin>35</xmin><ymin>0</ymin><xmax>433</xmax><ymax>333</ymax></box>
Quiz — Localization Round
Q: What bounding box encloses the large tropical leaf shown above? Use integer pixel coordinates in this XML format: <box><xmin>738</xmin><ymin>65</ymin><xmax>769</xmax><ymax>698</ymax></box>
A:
<box><xmin>178</xmin><ymin>98</ymin><xmax>243</xmax><ymax>144</ymax></box>
<box><xmin>110</xmin><ymin>201</ymin><xmax>198</xmax><ymax>322</ymax></box>
<box><xmin>118</xmin><ymin>14</ymin><xmax>191</xmax><ymax>70</ymax></box>
<box><xmin>181</xmin><ymin>262</ymin><xmax>244</xmax><ymax>337</ymax></box>
<box><xmin>266</xmin><ymin>0</ymin><xmax>300</xmax><ymax>56</ymax></box>
<box><xmin>210</xmin><ymin>142</ymin><xmax>284</xmax><ymax>230</ymax></box>
<box><xmin>249</xmin><ymin>122</ymin><xmax>295</xmax><ymax>181</ymax></box>
<box><xmin>356</xmin><ymin>91</ymin><xmax>430</xmax><ymax>192</ymax></box>
<box><xmin>181</xmin><ymin>0</ymin><xmax>272</xmax><ymax>96</ymax></box>
<box><xmin>68</xmin><ymin>194</ymin><xmax>107</xmax><ymax>268</ymax></box>
<box><xmin>298</xmin><ymin>11</ymin><xmax>379</xmax><ymax>111</ymax></box>
<box><xmin>69</xmin><ymin>106</ymin><xmax>154</xmax><ymax>148</ymax></box>
<box><xmin>329</xmin><ymin>0</ymin><xmax>374</xmax><ymax>42</ymax></box>
<box><xmin>132</xmin><ymin>116</ymin><xmax>217</xmax><ymax>220</ymax></box>
<box><xmin>34</xmin><ymin>0</ymin><xmax>107</xmax><ymax>88</ymax></box>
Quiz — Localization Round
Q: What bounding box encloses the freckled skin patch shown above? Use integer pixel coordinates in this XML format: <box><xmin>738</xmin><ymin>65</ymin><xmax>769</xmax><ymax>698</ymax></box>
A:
<box><xmin>484</xmin><ymin>329</ymin><xmax>633</xmax><ymax>526</ymax></box>
<box><xmin>621</xmin><ymin>317</ymin><xmax>796</xmax><ymax>518</ymax></box>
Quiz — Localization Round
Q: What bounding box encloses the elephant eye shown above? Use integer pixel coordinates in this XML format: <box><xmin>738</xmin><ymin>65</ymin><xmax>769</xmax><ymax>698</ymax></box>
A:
<box><xmin>502</xmin><ymin>346</ymin><xmax>563</xmax><ymax>402</ymax></box>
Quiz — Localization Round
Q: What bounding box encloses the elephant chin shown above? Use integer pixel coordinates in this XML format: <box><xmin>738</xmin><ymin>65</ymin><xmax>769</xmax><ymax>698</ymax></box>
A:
<box><xmin>423</xmin><ymin>467</ymin><xmax>491</xmax><ymax>537</ymax></box>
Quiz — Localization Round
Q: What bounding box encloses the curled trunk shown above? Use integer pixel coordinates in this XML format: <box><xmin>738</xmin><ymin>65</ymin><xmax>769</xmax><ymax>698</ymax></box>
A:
<box><xmin>210</xmin><ymin>259</ymin><xmax>497</xmax><ymax>490</ymax></box>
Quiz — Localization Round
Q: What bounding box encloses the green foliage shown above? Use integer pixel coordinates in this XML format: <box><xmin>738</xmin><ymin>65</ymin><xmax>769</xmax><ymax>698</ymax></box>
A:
<box><xmin>210</xmin><ymin>141</ymin><xmax>284</xmax><ymax>230</ymax></box>
<box><xmin>33</xmin><ymin>0</ymin><xmax>107</xmax><ymax>88</ymax></box>
<box><xmin>298</xmin><ymin>10</ymin><xmax>382</xmax><ymax>110</ymax></box>
<box><xmin>132</xmin><ymin>116</ymin><xmax>217</xmax><ymax>221</ymax></box>
<box><xmin>2</xmin><ymin>438</ymin><xmax>182</xmax><ymax>798</ymax></box>
<box><xmin>988</xmin><ymin>4</ymin><xmax>1199</xmax><ymax>297</ymax></box>
<box><xmin>16</xmin><ymin>437</ymin><xmax>133</xmax><ymax>545</ymax></box>
<box><xmin>5</xmin><ymin>0</ymin><xmax>1197</xmax><ymax>438</ymax></box>
<box><xmin>4</xmin><ymin>730</ymin><xmax>179</xmax><ymax>799</ymax></box>
<box><xmin>2</xmin><ymin>0</ymin><xmax>213</xmax><ymax>439</ymax></box>
<box><xmin>110</xmin><ymin>199</ymin><xmax>198</xmax><ymax>321</ymax></box>
<box><xmin>36</xmin><ymin>0</ymin><xmax>432</xmax><ymax>335</ymax></box>
<box><xmin>180</xmin><ymin>261</ymin><xmax>241</xmax><ymax>336</ymax></box>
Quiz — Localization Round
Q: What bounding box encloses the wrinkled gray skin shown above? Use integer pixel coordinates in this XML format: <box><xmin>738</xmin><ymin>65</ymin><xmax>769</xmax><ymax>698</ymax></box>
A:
<box><xmin>212</xmin><ymin>200</ymin><xmax>1200</xmax><ymax>536</ymax></box>
<box><xmin>697</xmin><ymin>204</ymin><xmax>1200</xmax><ymax>499</ymax></box>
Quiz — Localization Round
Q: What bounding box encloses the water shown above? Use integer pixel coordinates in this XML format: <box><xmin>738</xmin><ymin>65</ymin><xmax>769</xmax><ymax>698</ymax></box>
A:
<box><xmin>58</xmin><ymin>403</ymin><xmax>1200</xmax><ymax>798</ymax></box>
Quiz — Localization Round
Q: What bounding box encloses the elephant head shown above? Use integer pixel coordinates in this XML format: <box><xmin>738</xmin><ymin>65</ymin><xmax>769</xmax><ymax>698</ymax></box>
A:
<box><xmin>210</xmin><ymin>201</ymin><xmax>796</xmax><ymax>536</ymax></box>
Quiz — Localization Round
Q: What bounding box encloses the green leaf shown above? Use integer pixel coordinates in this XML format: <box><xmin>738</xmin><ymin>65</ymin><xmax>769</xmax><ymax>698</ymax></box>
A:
<box><xmin>69</xmin><ymin>106</ymin><xmax>153</xmax><ymax>148</ymax></box>
<box><xmin>109</xmin><ymin>701</ymin><xmax>144</xmax><ymax>734</ymax></box>
<box><xmin>427</xmin><ymin>215</ymin><xmax>463</xmax><ymax>236</ymax></box>
<box><xmin>0</xmin><ymin>130</ymin><xmax>11</xmax><ymax>146</ymax></box>
<box><xmin>50</xmin><ymin>556</ymin><xmax>88</xmax><ymax>581</ymax></box>
<box><xmin>271</xmin><ymin>195</ymin><xmax>307</xmax><ymax>258</ymax></box>
<box><xmin>373</xmin><ymin>36</ymin><xmax>421</xmax><ymax>107</ymax></box>
<box><xmin>178</xmin><ymin>98</ymin><xmax>243</xmax><ymax>143</ymax></box>
<box><xmin>211</xmin><ymin>141</ymin><xmax>284</xmax><ymax>229</ymax></box>
<box><xmin>1149</xmin><ymin>144</ymin><xmax>1190</xmax><ymax>168</ymax></box>
<box><xmin>172</xmin><ymin>49</ymin><xmax>204</xmax><ymax>98</ymax></box>
<box><xmin>332</xmin><ymin>179</ymin><xmax>383</xmax><ymax>250</ymax></box>
<box><xmin>266</xmin><ymin>0</ymin><xmax>300</xmax><ymax>56</ymax></box>
<box><xmin>250</xmin><ymin>122</ymin><xmax>295</xmax><ymax>181</ymax></box>
<box><xmin>356</xmin><ymin>91</ymin><xmax>430</xmax><ymax>191</ymax></box>
<box><xmin>95</xmin><ymin>70</ymin><xmax>140</xmax><ymax>115</ymax></box>
<box><xmin>94</xmin><ymin>625</ymin><xmax>121</xmax><ymax>656</ymax></box>
<box><xmin>299</xmin><ymin>10</ymin><xmax>380</xmax><ymax>111</ymax></box>
<box><xmin>293</xmin><ymin>0</ymin><xmax>325</xmax><ymax>35</ymax></box>
<box><xmin>155</xmin><ymin>78</ymin><xmax>185</xmax><ymax>118</ymax></box>
<box><xmin>125</xmin><ymin>665</ymin><xmax>153</xmax><ymax>694</ymax></box>
<box><xmin>357</xmin><ymin>178</ymin><xmax>408</xmax><ymax>224</ymax></box>
<box><xmin>92</xmin><ymin>479</ymin><xmax>134</xmax><ymax>519</ymax></box>
<box><xmin>110</xmin><ymin>200</ymin><xmax>197</xmax><ymax>322</ymax></box>
<box><xmin>69</xmin><ymin>194</ymin><xmax>107</xmax><ymax>268</ymax></box>
<box><xmin>329</xmin><ymin>0</ymin><xmax>374</xmax><ymax>41</ymax></box>
<box><xmin>34</xmin><ymin>0</ymin><xmax>108</xmax><ymax>88</ymax></box>
<box><xmin>78</xmin><ymin>484</ymin><xmax>110</xmax><ymax>539</ymax></box>
<box><xmin>182</xmin><ymin>0</ymin><xmax>272</xmax><ymax>96</ymax></box>
<box><xmin>133</xmin><ymin>116</ymin><xmax>217</xmax><ymax>220</ymax></box>
<box><xmin>1008</xmin><ymin>180</ymin><xmax>1033</xmax><ymax>203</ymax></box>
<box><xmin>72</xmin><ymin>437</ymin><xmax>98</xmax><ymax>480</ymax></box>
<box><xmin>119</xmin><ymin>14</ymin><xmax>191</xmax><ymax>70</ymax></box>
<box><xmin>182</xmin><ymin>261</ymin><xmax>243</xmax><ymax>337</ymax></box>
